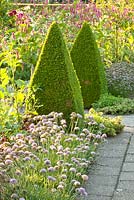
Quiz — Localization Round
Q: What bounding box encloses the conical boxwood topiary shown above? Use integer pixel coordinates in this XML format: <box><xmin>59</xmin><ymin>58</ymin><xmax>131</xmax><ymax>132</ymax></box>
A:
<box><xmin>26</xmin><ymin>22</ymin><xmax>84</xmax><ymax>122</ymax></box>
<box><xmin>70</xmin><ymin>22</ymin><xmax>107</xmax><ymax>108</ymax></box>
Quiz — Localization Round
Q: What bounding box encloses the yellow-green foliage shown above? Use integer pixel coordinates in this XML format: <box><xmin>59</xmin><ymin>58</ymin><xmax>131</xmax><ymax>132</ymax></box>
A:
<box><xmin>26</xmin><ymin>22</ymin><xmax>84</xmax><ymax>121</ymax></box>
<box><xmin>71</xmin><ymin>22</ymin><xmax>107</xmax><ymax>108</ymax></box>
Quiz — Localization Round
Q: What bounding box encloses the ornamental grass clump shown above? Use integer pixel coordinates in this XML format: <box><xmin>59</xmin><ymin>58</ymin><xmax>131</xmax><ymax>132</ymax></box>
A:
<box><xmin>0</xmin><ymin>112</ymin><xmax>106</xmax><ymax>200</ymax></box>
<box><xmin>26</xmin><ymin>22</ymin><xmax>84</xmax><ymax>122</ymax></box>
<box><xmin>70</xmin><ymin>22</ymin><xmax>107</xmax><ymax>108</ymax></box>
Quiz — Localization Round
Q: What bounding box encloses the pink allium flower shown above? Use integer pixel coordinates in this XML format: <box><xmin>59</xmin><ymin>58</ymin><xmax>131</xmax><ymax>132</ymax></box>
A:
<box><xmin>16</xmin><ymin>133</ymin><xmax>24</xmax><ymax>139</ymax></box>
<box><xmin>57</xmin><ymin>184</ymin><xmax>64</xmax><ymax>190</ymax></box>
<box><xmin>44</xmin><ymin>159</ymin><xmax>51</xmax><ymax>166</ymax></box>
<box><xmin>47</xmin><ymin>176</ymin><xmax>56</xmax><ymax>181</ymax></box>
<box><xmin>11</xmin><ymin>193</ymin><xmax>19</xmax><ymax>199</ymax></box>
<box><xmin>23</xmin><ymin>157</ymin><xmax>31</xmax><ymax>161</ymax></box>
<box><xmin>48</xmin><ymin>167</ymin><xmax>55</xmax><ymax>172</ymax></box>
<box><xmin>40</xmin><ymin>168</ymin><xmax>47</xmax><ymax>173</ymax></box>
<box><xmin>76</xmin><ymin>187</ymin><xmax>88</xmax><ymax>196</ymax></box>
<box><xmin>5</xmin><ymin>159</ymin><xmax>13</xmax><ymax>165</ymax></box>
<box><xmin>61</xmin><ymin>174</ymin><xmax>67</xmax><ymax>179</ymax></box>
<box><xmin>15</xmin><ymin>170</ymin><xmax>22</xmax><ymax>176</ymax></box>
<box><xmin>81</xmin><ymin>174</ymin><xmax>89</xmax><ymax>181</ymax></box>
<box><xmin>10</xmin><ymin>178</ymin><xmax>17</xmax><ymax>185</ymax></box>
<box><xmin>101</xmin><ymin>134</ymin><xmax>107</xmax><ymax>138</ymax></box>
<box><xmin>0</xmin><ymin>162</ymin><xmax>5</xmax><ymax>167</ymax></box>
<box><xmin>69</xmin><ymin>167</ymin><xmax>77</xmax><ymax>173</ymax></box>
<box><xmin>73</xmin><ymin>181</ymin><xmax>81</xmax><ymax>187</ymax></box>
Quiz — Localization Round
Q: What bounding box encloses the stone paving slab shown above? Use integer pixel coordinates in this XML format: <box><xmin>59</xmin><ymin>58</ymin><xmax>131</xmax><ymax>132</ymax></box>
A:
<box><xmin>81</xmin><ymin>194</ymin><xmax>111</xmax><ymax>200</ymax></box>
<box><xmin>117</xmin><ymin>180</ymin><xmax>134</xmax><ymax>191</ymax></box>
<box><xmin>121</xmin><ymin>115</ymin><xmax>134</xmax><ymax>127</ymax></box>
<box><xmin>98</xmin><ymin>143</ymin><xmax>127</xmax><ymax>151</ymax></box>
<box><xmin>127</xmin><ymin>147</ymin><xmax>134</xmax><ymax>154</ymax></box>
<box><xmin>97</xmin><ymin>149</ymin><xmax>126</xmax><ymax>158</ymax></box>
<box><xmin>89</xmin><ymin>166</ymin><xmax>120</xmax><ymax>176</ymax></box>
<box><xmin>95</xmin><ymin>157</ymin><xmax>123</xmax><ymax>168</ymax></box>
<box><xmin>125</xmin><ymin>154</ymin><xmax>134</xmax><ymax>162</ymax></box>
<box><xmin>87</xmin><ymin>174</ymin><xmax>117</xmax><ymax>186</ymax></box>
<box><xmin>105</xmin><ymin>137</ymin><xmax>129</xmax><ymax>145</ymax></box>
<box><xmin>124</xmin><ymin>126</ymin><xmax>134</xmax><ymax>133</ymax></box>
<box><xmin>119</xmin><ymin>172</ymin><xmax>134</xmax><ymax>181</ymax></box>
<box><xmin>130</xmin><ymin>134</ymin><xmax>134</xmax><ymax>141</ymax></box>
<box><xmin>84</xmin><ymin>185</ymin><xmax>114</xmax><ymax>196</ymax></box>
<box><xmin>112</xmin><ymin>191</ymin><xmax>134</xmax><ymax>200</ymax></box>
<box><xmin>122</xmin><ymin>162</ymin><xmax>134</xmax><ymax>171</ymax></box>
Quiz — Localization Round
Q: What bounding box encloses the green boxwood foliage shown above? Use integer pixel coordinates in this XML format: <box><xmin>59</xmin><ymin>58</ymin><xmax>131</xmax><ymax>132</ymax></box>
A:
<box><xmin>26</xmin><ymin>22</ymin><xmax>84</xmax><ymax>121</ymax></box>
<box><xmin>70</xmin><ymin>22</ymin><xmax>107</xmax><ymax>108</ymax></box>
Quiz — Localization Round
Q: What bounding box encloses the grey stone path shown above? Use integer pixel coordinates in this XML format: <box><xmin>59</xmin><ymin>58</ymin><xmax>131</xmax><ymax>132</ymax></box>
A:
<box><xmin>81</xmin><ymin>115</ymin><xmax>134</xmax><ymax>200</ymax></box>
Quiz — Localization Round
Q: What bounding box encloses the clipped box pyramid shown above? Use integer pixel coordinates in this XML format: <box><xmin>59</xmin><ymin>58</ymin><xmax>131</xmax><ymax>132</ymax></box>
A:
<box><xmin>71</xmin><ymin>22</ymin><xmax>107</xmax><ymax>108</ymax></box>
<box><xmin>26</xmin><ymin>22</ymin><xmax>84</xmax><ymax>121</ymax></box>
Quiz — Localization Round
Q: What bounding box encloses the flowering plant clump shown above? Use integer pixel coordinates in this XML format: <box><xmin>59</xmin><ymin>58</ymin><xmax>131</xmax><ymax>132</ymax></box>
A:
<box><xmin>85</xmin><ymin>108</ymin><xmax>124</xmax><ymax>136</ymax></box>
<box><xmin>92</xmin><ymin>94</ymin><xmax>134</xmax><ymax>115</ymax></box>
<box><xmin>106</xmin><ymin>62</ymin><xmax>134</xmax><ymax>99</ymax></box>
<box><xmin>0</xmin><ymin>112</ymin><xmax>106</xmax><ymax>200</ymax></box>
<box><xmin>0</xmin><ymin>1</ymin><xmax>133</xmax><ymax>81</ymax></box>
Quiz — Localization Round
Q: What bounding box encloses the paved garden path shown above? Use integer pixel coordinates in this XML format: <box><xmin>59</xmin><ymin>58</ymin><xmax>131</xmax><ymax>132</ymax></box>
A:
<box><xmin>81</xmin><ymin>115</ymin><xmax>134</xmax><ymax>200</ymax></box>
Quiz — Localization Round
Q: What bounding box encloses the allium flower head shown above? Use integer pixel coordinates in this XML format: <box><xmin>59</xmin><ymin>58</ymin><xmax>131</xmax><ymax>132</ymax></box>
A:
<box><xmin>44</xmin><ymin>159</ymin><xmax>51</xmax><ymax>166</ymax></box>
<box><xmin>77</xmin><ymin>113</ymin><xmax>82</xmax><ymax>119</ymax></box>
<box><xmin>102</xmin><ymin>134</ymin><xmax>107</xmax><ymax>138</ymax></box>
<box><xmin>5</xmin><ymin>159</ymin><xmax>13</xmax><ymax>165</ymax></box>
<box><xmin>57</xmin><ymin>184</ymin><xmax>64</xmax><ymax>190</ymax></box>
<box><xmin>73</xmin><ymin>180</ymin><xmax>81</xmax><ymax>187</ymax></box>
<box><xmin>16</xmin><ymin>133</ymin><xmax>24</xmax><ymax>139</ymax></box>
<box><xmin>96</xmin><ymin>135</ymin><xmax>101</xmax><ymax>139</ymax></box>
<box><xmin>15</xmin><ymin>170</ymin><xmax>22</xmax><ymax>176</ymax></box>
<box><xmin>10</xmin><ymin>178</ymin><xmax>17</xmax><ymax>185</ymax></box>
<box><xmin>47</xmin><ymin>176</ymin><xmax>56</xmax><ymax>181</ymax></box>
<box><xmin>23</xmin><ymin>157</ymin><xmax>31</xmax><ymax>161</ymax></box>
<box><xmin>48</xmin><ymin>167</ymin><xmax>55</xmax><ymax>172</ymax></box>
<box><xmin>40</xmin><ymin>168</ymin><xmax>47</xmax><ymax>173</ymax></box>
<box><xmin>61</xmin><ymin>174</ymin><xmax>67</xmax><ymax>179</ymax></box>
<box><xmin>11</xmin><ymin>193</ymin><xmax>19</xmax><ymax>199</ymax></box>
<box><xmin>81</xmin><ymin>174</ymin><xmax>89</xmax><ymax>181</ymax></box>
<box><xmin>76</xmin><ymin>187</ymin><xmax>88</xmax><ymax>196</ymax></box>
<box><xmin>0</xmin><ymin>162</ymin><xmax>5</xmax><ymax>167</ymax></box>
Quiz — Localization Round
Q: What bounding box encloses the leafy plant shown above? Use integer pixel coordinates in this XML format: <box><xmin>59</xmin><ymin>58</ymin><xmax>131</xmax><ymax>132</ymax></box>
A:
<box><xmin>92</xmin><ymin>94</ymin><xmax>134</xmax><ymax>115</ymax></box>
<box><xmin>85</xmin><ymin>108</ymin><xmax>124</xmax><ymax>136</ymax></box>
<box><xmin>106</xmin><ymin>62</ymin><xmax>134</xmax><ymax>98</ymax></box>
<box><xmin>0</xmin><ymin>45</ymin><xmax>27</xmax><ymax>135</ymax></box>
<box><xmin>0</xmin><ymin>0</ymin><xmax>13</xmax><ymax>26</ymax></box>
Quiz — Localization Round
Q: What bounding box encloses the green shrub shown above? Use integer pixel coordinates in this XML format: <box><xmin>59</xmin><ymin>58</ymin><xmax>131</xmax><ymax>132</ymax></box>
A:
<box><xmin>0</xmin><ymin>0</ymin><xmax>12</xmax><ymax>26</ymax></box>
<box><xmin>106</xmin><ymin>62</ymin><xmax>134</xmax><ymax>98</ymax></box>
<box><xmin>26</xmin><ymin>22</ymin><xmax>84</xmax><ymax>122</ymax></box>
<box><xmin>92</xmin><ymin>94</ymin><xmax>134</xmax><ymax>114</ymax></box>
<box><xmin>70</xmin><ymin>22</ymin><xmax>107</xmax><ymax>109</ymax></box>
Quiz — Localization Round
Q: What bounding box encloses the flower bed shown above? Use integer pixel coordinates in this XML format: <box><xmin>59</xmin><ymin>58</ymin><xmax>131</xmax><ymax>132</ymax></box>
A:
<box><xmin>0</xmin><ymin>112</ymin><xmax>107</xmax><ymax>200</ymax></box>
